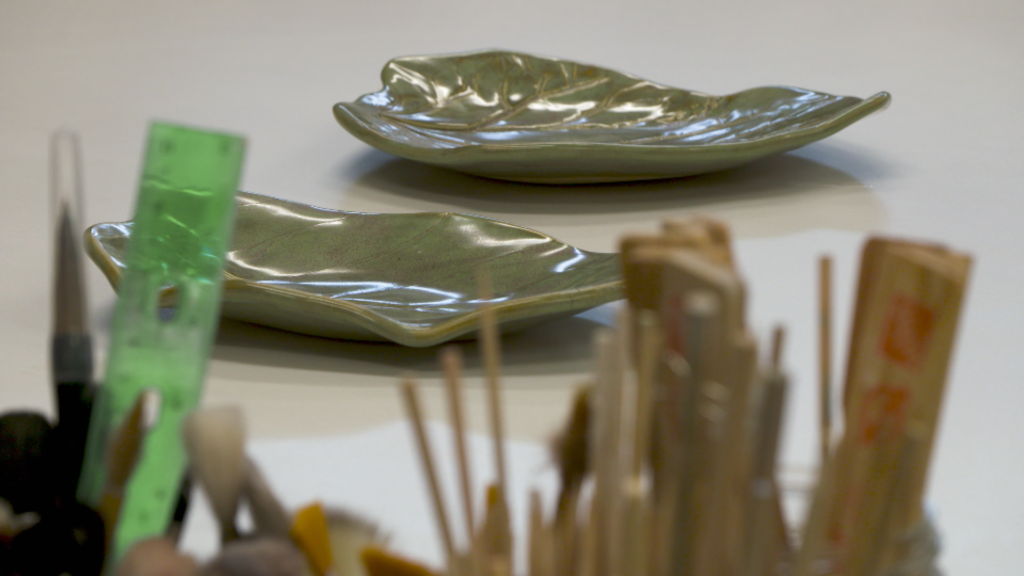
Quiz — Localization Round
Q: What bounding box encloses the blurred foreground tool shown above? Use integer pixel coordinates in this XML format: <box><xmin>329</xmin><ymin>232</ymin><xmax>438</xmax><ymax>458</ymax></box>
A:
<box><xmin>77</xmin><ymin>122</ymin><xmax>245</xmax><ymax>561</ymax></box>
<box><xmin>50</xmin><ymin>130</ymin><xmax>98</xmax><ymax>505</ymax></box>
<box><xmin>796</xmin><ymin>237</ymin><xmax>970</xmax><ymax>576</ymax></box>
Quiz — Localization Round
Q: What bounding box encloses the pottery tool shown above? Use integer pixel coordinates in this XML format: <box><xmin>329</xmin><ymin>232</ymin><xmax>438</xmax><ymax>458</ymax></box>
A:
<box><xmin>770</xmin><ymin>326</ymin><xmax>785</xmax><ymax>371</ymax></box>
<box><xmin>322</xmin><ymin>508</ymin><xmax>383</xmax><ymax>576</ymax></box>
<box><xmin>475</xmin><ymin>483</ymin><xmax>513</xmax><ymax>576</ymax></box>
<box><xmin>441</xmin><ymin>345</ymin><xmax>476</xmax><ymax>541</ymax></box>
<box><xmin>361</xmin><ymin>545</ymin><xmax>441</xmax><ymax>576</ymax></box>
<box><xmin>797</xmin><ymin>237</ymin><xmax>971</xmax><ymax>576</ymax></box>
<box><xmin>98</xmin><ymin>392</ymin><xmax>149</xmax><ymax>548</ymax></box>
<box><xmin>619</xmin><ymin>217</ymin><xmax>734</xmax><ymax>315</ymax></box>
<box><xmin>400</xmin><ymin>377</ymin><xmax>457</xmax><ymax>574</ymax></box>
<box><xmin>741</xmin><ymin>369</ymin><xmax>788</xmax><ymax>576</ymax></box>
<box><xmin>50</xmin><ymin>130</ymin><xmax>97</xmax><ymax>503</ymax></box>
<box><xmin>658</xmin><ymin>242</ymin><xmax>748</xmax><ymax>576</ymax></box>
<box><xmin>182</xmin><ymin>406</ymin><xmax>247</xmax><ymax>543</ymax></box>
<box><xmin>617</xmin><ymin>309</ymin><xmax>658</xmax><ymax>576</ymax></box>
<box><xmin>586</xmin><ymin>325</ymin><xmax>627</xmax><ymax>576</ymax></box>
<box><xmin>818</xmin><ymin>255</ymin><xmax>833</xmax><ymax>464</ymax></box>
<box><xmin>527</xmin><ymin>489</ymin><xmax>557</xmax><ymax>576</ymax></box>
<box><xmin>242</xmin><ymin>457</ymin><xmax>292</xmax><ymax>540</ymax></box>
<box><xmin>477</xmin><ymin>273</ymin><xmax>509</xmax><ymax>501</ymax></box>
<box><xmin>395</xmin><ymin>220</ymin><xmax>967</xmax><ymax>576</ymax></box>
<box><xmin>661</xmin><ymin>217</ymin><xmax>736</xmax><ymax>269</ymax></box>
<box><xmin>476</xmin><ymin>272</ymin><xmax>512</xmax><ymax>567</ymax></box>
<box><xmin>116</xmin><ymin>537</ymin><xmax>199</xmax><ymax>576</ymax></box>
<box><xmin>76</xmin><ymin>122</ymin><xmax>245</xmax><ymax>560</ymax></box>
<box><xmin>550</xmin><ymin>385</ymin><xmax>590</xmax><ymax>519</ymax></box>
<box><xmin>290</xmin><ymin>502</ymin><xmax>335</xmax><ymax>576</ymax></box>
<box><xmin>167</xmin><ymin>476</ymin><xmax>193</xmax><ymax>545</ymax></box>
<box><xmin>202</xmin><ymin>538</ymin><xmax>308</xmax><ymax>576</ymax></box>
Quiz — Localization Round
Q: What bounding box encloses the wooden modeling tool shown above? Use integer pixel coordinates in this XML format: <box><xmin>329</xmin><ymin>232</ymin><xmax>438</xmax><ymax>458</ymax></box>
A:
<box><xmin>442</xmin><ymin>345</ymin><xmax>476</xmax><ymax>540</ymax></box>
<box><xmin>98</xmin><ymin>392</ymin><xmax>149</xmax><ymax>548</ymax></box>
<box><xmin>797</xmin><ymin>237</ymin><xmax>971</xmax><ymax>576</ymax></box>
<box><xmin>477</xmin><ymin>272</ymin><xmax>509</xmax><ymax>503</ymax></box>
<box><xmin>242</xmin><ymin>456</ymin><xmax>292</xmax><ymax>540</ymax></box>
<box><xmin>620</xmin><ymin>216</ymin><xmax>734</xmax><ymax>313</ymax></box>
<box><xmin>661</xmin><ymin>217</ymin><xmax>735</xmax><ymax>267</ymax></box>
<box><xmin>77</xmin><ymin>123</ymin><xmax>244</xmax><ymax>560</ymax></box>
<box><xmin>550</xmin><ymin>385</ymin><xmax>590</xmax><ymax>519</ymax></box>
<box><xmin>400</xmin><ymin>378</ymin><xmax>457</xmax><ymax>574</ymax></box>
<box><xmin>587</xmin><ymin>324</ymin><xmax>628</xmax><ymax>576</ymax></box>
<box><xmin>395</xmin><ymin>220</ymin><xmax>968</xmax><ymax>576</ymax></box>
<box><xmin>476</xmin><ymin>272</ymin><xmax>512</xmax><ymax>566</ymax></box>
<box><xmin>742</xmin><ymin>370</ymin><xmax>788</xmax><ymax>576</ymax></box>
<box><xmin>818</xmin><ymin>255</ymin><xmax>834</xmax><ymax>464</ymax></box>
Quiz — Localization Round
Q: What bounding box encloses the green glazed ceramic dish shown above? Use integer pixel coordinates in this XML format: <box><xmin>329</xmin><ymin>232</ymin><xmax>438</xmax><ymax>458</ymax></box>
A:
<box><xmin>86</xmin><ymin>192</ymin><xmax>622</xmax><ymax>347</ymax></box>
<box><xmin>334</xmin><ymin>50</ymin><xmax>891</xmax><ymax>184</ymax></box>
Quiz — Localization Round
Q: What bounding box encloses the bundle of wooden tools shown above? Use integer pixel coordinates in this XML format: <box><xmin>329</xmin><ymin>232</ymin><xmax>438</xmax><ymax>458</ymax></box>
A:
<box><xmin>399</xmin><ymin>218</ymin><xmax>970</xmax><ymax>576</ymax></box>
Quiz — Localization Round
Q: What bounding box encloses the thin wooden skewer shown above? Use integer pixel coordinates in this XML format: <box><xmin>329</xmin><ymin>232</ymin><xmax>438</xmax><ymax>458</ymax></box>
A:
<box><xmin>477</xmin><ymin>271</ymin><xmax>509</xmax><ymax>500</ymax></box>
<box><xmin>442</xmin><ymin>345</ymin><xmax>476</xmax><ymax>539</ymax></box>
<box><xmin>770</xmin><ymin>325</ymin><xmax>786</xmax><ymax>372</ymax></box>
<box><xmin>818</xmin><ymin>255</ymin><xmax>833</xmax><ymax>464</ymax></box>
<box><xmin>742</xmin><ymin>370</ymin><xmax>789</xmax><ymax>576</ymax></box>
<box><xmin>400</xmin><ymin>377</ymin><xmax>457</xmax><ymax>571</ymax></box>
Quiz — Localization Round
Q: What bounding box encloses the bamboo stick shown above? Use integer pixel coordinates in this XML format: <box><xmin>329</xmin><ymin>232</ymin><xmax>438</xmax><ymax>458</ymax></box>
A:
<box><xmin>818</xmin><ymin>255</ymin><xmax>833</xmax><ymax>464</ymax></box>
<box><xmin>400</xmin><ymin>378</ymin><xmax>456</xmax><ymax>572</ymax></box>
<box><xmin>442</xmin><ymin>345</ymin><xmax>476</xmax><ymax>541</ymax></box>
<box><xmin>477</xmin><ymin>272</ymin><xmax>508</xmax><ymax>501</ymax></box>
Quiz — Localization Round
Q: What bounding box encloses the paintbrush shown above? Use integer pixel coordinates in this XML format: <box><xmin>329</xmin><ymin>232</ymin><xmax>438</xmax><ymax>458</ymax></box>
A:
<box><xmin>49</xmin><ymin>130</ymin><xmax>97</xmax><ymax>503</ymax></box>
<box><xmin>98</xmin><ymin>392</ymin><xmax>149</xmax><ymax>548</ymax></box>
<box><xmin>182</xmin><ymin>407</ymin><xmax>247</xmax><ymax>543</ymax></box>
<box><xmin>549</xmin><ymin>385</ymin><xmax>590</xmax><ymax>520</ymax></box>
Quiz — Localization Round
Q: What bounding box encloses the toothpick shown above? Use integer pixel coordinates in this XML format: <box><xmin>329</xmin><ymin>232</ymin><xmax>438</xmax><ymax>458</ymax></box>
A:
<box><xmin>400</xmin><ymin>377</ymin><xmax>456</xmax><ymax>571</ymax></box>
<box><xmin>442</xmin><ymin>345</ymin><xmax>476</xmax><ymax>540</ymax></box>
<box><xmin>818</xmin><ymin>255</ymin><xmax>833</xmax><ymax>464</ymax></box>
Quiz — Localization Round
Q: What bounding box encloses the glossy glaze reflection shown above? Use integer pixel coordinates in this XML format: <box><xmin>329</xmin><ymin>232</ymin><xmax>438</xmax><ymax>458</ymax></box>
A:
<box><xmin>86</xmin><ymin>192</ymin><xmax>622</xmax><ymax>347</ymax></box>
<box><xmin>334</xmin><ymin>50</ymin><xmax>890</xmax><ymax>184</ymax></box>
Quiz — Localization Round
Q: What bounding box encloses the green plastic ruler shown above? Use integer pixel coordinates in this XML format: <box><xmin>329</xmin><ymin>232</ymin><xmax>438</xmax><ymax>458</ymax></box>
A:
<box><xmin>78</xmin><ymin>122</ymin><xmax>244</xmax><ymax>559</ymax></box>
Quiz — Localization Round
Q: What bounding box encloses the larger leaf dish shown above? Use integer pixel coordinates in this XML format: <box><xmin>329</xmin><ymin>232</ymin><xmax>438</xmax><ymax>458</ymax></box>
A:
<box><xmin>333</xmin><ymin>50</ymin><xmax>891</xmax><ymax>184</ymax></box>
<box><xmin>85</xmin><ymin>192</ymin><xmax>622</xmax><ymax>347</ymax></box>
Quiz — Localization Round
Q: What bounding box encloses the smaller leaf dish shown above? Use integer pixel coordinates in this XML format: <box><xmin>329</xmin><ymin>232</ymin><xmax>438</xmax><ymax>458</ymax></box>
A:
<box><xmin>86</xmin><ymin>192</ymin><xmax>622</xmax><ymax>347</ymax></box>
<box><xmin>334</xmin><ymin>50</ymin><xmax>890</xmax><ymax>184</ymax></box>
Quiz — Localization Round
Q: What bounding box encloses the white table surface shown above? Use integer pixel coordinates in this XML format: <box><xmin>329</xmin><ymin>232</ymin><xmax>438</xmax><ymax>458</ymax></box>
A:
<box><xmin>2</xmin><ymin>1</ymin><xmax>1022</xmax><ymax>573</ymax></box>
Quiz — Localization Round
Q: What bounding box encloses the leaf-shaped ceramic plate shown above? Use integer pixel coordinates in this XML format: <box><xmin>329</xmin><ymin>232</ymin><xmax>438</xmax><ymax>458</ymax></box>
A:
<box><xmin>334</xmin><ymin>50</ymin><xmax>890</xmax><ymax>184</ymax></box>
<box><xmin>86</xmin><ymin>192</ymin><xmax>622</xmax><ymax>347</ymax></box>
